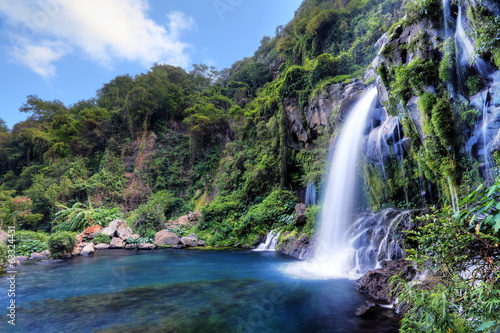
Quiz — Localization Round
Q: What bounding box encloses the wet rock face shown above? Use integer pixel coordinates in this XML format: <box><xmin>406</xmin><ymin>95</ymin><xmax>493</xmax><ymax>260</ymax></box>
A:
<box><xmin>363</xmin><ymin>115</ymin><xmax>406</xmax><ymax>166</ymax></box>
<box><xmin>466</xmin><ymin>72</ymin><xmax>500</xmax><ymax>163</ymax></box>
<box><xmin>276</xmin><ymin>231</ymin><xmax>313</xmax><ymax>259</ymax></box>
<box><xmin>283</xmin><ymin>81</ymin><xmax>367</xmax><ymax>149</ymax></box>
<box><xmin>356</xmin><ymin>259</ymin><xmax>416</xmax><ymax>304</ymax></box>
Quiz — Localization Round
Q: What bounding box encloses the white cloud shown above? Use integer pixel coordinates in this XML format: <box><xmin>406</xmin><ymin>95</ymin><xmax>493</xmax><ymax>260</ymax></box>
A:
<box><xmin>0</xmin><ymin>0</ymin><xmax>195</xmax><ymax>77</ymax></box>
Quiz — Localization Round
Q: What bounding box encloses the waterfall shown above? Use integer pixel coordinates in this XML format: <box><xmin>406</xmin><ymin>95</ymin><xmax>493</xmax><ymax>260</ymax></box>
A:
<box><xmin>456</xmin><ymin>3</ymin><xmax>475</xmax><ymax>66</ymax></box>
<box><xmin>455</xmin><ymin>2</ymin><xmax>496</xmax><ymax>78</ymax></box>
<box><xmin>442</xmin><ymin>0</ymin><xmax>450</xmax><ymax>37</ymax></box>
<box><xmin>305</xmin><ymin>183</ymin><xmax>317</xmax><ymax>206</ymax></box>
<box><xmin>481</xmin><ymin>97</ymin><xmax>495</xmax><ymax>184</ymax></box>
<box><xmin>253</xmin><ymin>230</ymin><xmax>280</xmax><ymax>251</ymax></box>
<box><xmin>283</xmin><ymin>87</ymin><xmax>376</xmax><ymax>279</ymax></box>
<box><xmin>347</xmin><ymin>209</ymin><xmax>409</xmax><ymax>273</ymax></box>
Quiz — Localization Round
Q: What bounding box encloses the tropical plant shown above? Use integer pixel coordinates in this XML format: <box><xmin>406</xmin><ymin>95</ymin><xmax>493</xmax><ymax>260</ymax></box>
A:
<box><xmin>0</xmin><ymin>241</ymin><xmax>7</xmax><ymax>268</ymax></box>
<box><xmin>52</xmin><ymin>201</ymin><xmax>122</xmax><ymax>232</ymax></box>
<box><xmin>395</xmin><ymin>179</ymin><xmax>500</xmax><ymax>332</ymax></box>
<box><xmin>14</xmin><ymin>230</ymin><xmax>49</xmax><ymax>256</ymax></box>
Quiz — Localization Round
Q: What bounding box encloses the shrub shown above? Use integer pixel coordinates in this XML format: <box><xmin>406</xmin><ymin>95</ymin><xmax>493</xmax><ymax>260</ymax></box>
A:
<box><xmin>395</xmin><ymin>179</ymin><xmax>500</xmax><ymax>332</ymax></box>
<box><xmin>0</xmin><ymin>242</ymin><xmax>7</xmax><ymax>268</ymax></box>
<box><xmin>465</xmin><ymin>74</ymin><xmax>482</xmax><ymax>95</ymax></box>
<box><xmin>52</xmin><ymin>202</ymin><xmax>122</xmax><ymax>232</ymax></box>
<box><xmin>47</xmin><ymin>231</ymin><xmax>77</xmax><ymax>258</ymax></box>
<box><xmin>14</xmin><ymin>230</ymin><xmax>49</xmax><ymax>256</ymax></box>
<box><xmin>92</xmin><ymin>233</ymin><xmax>110</xmax><ymax>244</ymax></box>
<box><xmin>234</xmin><ymin>190</ymin><xmax>298</xmax><ymax>245</ymax></box>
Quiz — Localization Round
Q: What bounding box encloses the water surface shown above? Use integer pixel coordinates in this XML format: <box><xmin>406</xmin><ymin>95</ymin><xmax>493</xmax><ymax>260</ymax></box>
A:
<box><xmin>0</xmin><ymin>249</ymin><xmax>399</xmax><ymax>332</ymax></box>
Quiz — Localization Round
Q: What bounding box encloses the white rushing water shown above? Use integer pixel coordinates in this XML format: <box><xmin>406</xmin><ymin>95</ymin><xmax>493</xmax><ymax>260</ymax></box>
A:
<box><xmin>284</xmin><ymin>87</ymin><xmax>378</xmax><ymax>279</ymax></box>
<box><xmin>305</xmin><ymin>183</ymin><xmax>317</xmax><ymax>206</ymax></box>
<box><xmin>253</xmin><ymin>230</ymin><xmax>280</xmax><ymax>251</ymax></box>
<box><xmin>312</xmin><ymin>87</ymin><xmax>378</xmax><ymax>277</ymax></box>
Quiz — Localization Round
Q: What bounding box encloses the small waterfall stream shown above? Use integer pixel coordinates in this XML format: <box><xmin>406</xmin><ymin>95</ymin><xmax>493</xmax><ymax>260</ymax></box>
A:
<box><xmin>305</xmin><ymin>183</ymin><xmax>317</xmax><ymax>206</ymax></box>
<box><xmin>253</xmin><ymin>230</ymin><xmax>280</xmax><ymax>251</ymax></box>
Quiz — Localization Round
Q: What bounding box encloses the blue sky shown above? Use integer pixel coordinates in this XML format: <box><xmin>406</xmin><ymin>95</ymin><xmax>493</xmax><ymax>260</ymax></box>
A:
<box><xmin>0</xmin><ymin>0</ymin><xmax>302</xmax><ymax>130</ymax></box>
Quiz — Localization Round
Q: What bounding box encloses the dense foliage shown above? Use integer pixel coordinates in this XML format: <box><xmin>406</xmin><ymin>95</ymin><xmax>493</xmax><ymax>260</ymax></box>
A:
<box><xmin>395</xmin><ymin>179</ymin><xmax>500</xmax><ymax>332</ymax></box>
<box><xmin>47</xmin><ymin>231</ymin><xmax>77</xmax><ymax>259</ymax></box>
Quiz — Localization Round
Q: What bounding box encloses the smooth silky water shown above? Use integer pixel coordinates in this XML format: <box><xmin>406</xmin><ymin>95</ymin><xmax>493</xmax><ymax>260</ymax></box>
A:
<box><xmin>0</xmin><ymin>249</ymin><xmax>398</xmax><ymax>333</ymax></box>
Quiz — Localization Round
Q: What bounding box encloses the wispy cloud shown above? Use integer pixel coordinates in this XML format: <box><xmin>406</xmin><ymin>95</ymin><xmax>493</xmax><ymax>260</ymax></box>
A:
<box><xmin>0</xmin><ymin>0</ymin><xmax>195</xmax><ymax>78</ymax></box>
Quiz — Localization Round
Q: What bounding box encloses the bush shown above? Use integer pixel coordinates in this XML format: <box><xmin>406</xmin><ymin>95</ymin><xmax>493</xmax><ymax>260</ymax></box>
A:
<box><xmin>92</xmin><ymin>233</ymin><xmax>110</xmax><ymax>244</ymax></box>
<box><xmin>465</xmin><ymin>74</ymin><xmax>482</xmax><ymax>95</ymax></box>
<box><xmin>0</xmin><ymin>242</ymin><xmax>7</xmax><ymax>268</ymax></box>
<box><xmin>14</xmin><ymin>230</ymin><xmax>49</xmax><ymax>256</ymax></box>
<box><xmin>395</xmin><ymin>179</ymin><xmax>500</xmax><ymax>332</ymax></box>
<box><xmin>47</xmin><ymin>231</ymin><xmax>77</xmax><ymax>258</ymax></box>
<box><xmin>234</xmin><ymin>190</ymin><xmax>298</xmax><ymax>245</ymax></box>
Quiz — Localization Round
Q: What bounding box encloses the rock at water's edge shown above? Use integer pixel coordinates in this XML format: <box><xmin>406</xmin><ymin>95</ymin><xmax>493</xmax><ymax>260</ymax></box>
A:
<box><xmin>154</xmin><ymin>231</ymin><xmax>180</xmax><ymax>246</ymax></box>
<box><xmin>81</xmin><ymin>243</ymin><xmax>95</xmax><ymax>256</ymax></box>
<box><xmin>356</xmin><ymin>259</ymin><xmax>415</xmax><ymax>303</ymax></box>
<box><xmin>109</xmin><ymin>237</ymin><xmax>126</xmax><ymax>248</ymax></box>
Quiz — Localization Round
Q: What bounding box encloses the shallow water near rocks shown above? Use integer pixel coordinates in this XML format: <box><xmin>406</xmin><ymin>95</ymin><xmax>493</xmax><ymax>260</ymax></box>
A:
<box><xmin>0</xmin><ymin>249</ymin><xmax>399</xmax><ymax>332</ymax></box>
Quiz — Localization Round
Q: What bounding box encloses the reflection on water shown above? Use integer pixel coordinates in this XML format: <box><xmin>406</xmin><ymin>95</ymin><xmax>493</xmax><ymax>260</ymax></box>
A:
<box><xmin>0</xmin><ymin>249</ymin><xmax>399</xmax><ymax>332</ymax></box>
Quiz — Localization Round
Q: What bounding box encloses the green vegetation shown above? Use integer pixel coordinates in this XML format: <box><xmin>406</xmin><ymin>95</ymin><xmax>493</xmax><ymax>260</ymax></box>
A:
<box><xmin>47</xmin><ymin>231</ymin><xmax>77</xmax><ymax>258</ymax></box>
<box><xmin>52</xmin><ymin>202</ymin><xmax>122</xmax><ymax>232</ymax></box>
<box><xmin>394</xmin><ymin>179</ymin><xmax>500</xmax><ymax>332</ymax></box>
<box><xmin>14</xmin><ymin>230</ymin><xmax>48</xmax><ymax>256</ymax></box>
<box><xmin>92</xmin><ymin>233</ymin><xmax>111</xmax><ymax>245</ymax></box>
<box><xmin>0</xmin><ymin>241</ymin><xmax>7</xmax><ymax>268</ymax></box>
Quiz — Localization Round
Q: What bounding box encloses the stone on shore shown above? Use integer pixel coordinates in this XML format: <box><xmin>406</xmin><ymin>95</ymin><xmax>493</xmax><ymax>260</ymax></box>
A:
<box><xmin>95</xmin><ymin>243</ymin><xmax>110</xmax><ymax>250</ymax></box>
<box><xmin>154</xmin><ymin>231</ymin><xmax>180</xmax><ymax>246</ymax></box>
<box><xmin>138</xmin><ymin>243</ymin><xmax>156</xmax><ymax>250</ymax></box>
<box><xmin>109</xmin><ymin>237</ymin><xmax>126</xmax><ymax>248</ymax></box>
<box><xmin>79</xmin><ymin>225</ymin><xmax>102</xmax><ymax>239</ymax></box>
<box><xmin>180</xmin><ymin>236</ymin><xmax>198</xmax><ymax>247</ymax></box>
<box><xmin>81</xmin><ymin>243</ymin><xmax>95</xmax><ymax>256</ymax></box>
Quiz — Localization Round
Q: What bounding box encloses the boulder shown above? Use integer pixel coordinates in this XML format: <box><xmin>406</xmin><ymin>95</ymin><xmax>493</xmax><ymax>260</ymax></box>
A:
<box><xmin>180</xmin><ymin>236</ymin><xmax>198</xmax><ymax>247</ymax></box>
<box><xmin>130</xmin><ymin>234</ymin><xmax>140</xmax><ymax>240</ymax></box>
<box><xmin>109</xmin><ymin>237</ymin><xmax>126</xmax><ymax>249</ymax></box>
<box><xmin>295</xmin><ymin>203</ymin><xmax>307</xmax><ymax>226</ymax></box>
<box><xmin>137</xmin><ymin>243</ymin><xmax>156</xmax><ymax>250</ymax></box>
<box><xmin>101</xmin><ymin>219</ymin><xmax>127</xmax><ymax>237</ymax></box>
<box><xmin>0</xmin><ymin>229</ymin><xmax>9</xmax><ymax>242</ymax></box>
<box><xmin>355</xmin><ymin>301</ymin><xmax>381</xmax><ymax>318</ymax></box>
<box><xmin>15</xmin><ymin>256</ymin><xmax>28</xmax><ymax>262</ymax></box>
<box><xmin>164</xmin><ymin>211</ymin><xmax>201</xmax><ymax>229</ymax></box>
<box><xmin>79</xmin><ymin>225</ymin><xmax>102</xmax><ymax>239</ymax></box>
<box><xmin>125</xmin><ymin>244</ymin><xmax>138</xmax><ymax>249</ymax></box>
<box><xmin>95</xmin><ymin>243</ymin><xmax>110</xmax><ymax>250</ymax></box>
<box><xmin>154</xmin><ymin>231</ymin><xmax>180</xmax><ymax>246</ymax></box>
<box><xmin>72</xmin><ymin>245</ymin><xmax>82</xmax><ymax>256</ymax></box>
<box><xmin>29</xmin><ymin>251</ymin><xmax>50</xmax><ymax>260</ymax></box>
<box><xmin>81</xmin><ymin>243</ymin><xmax>95</xmax><ymax>256</ymax></box>
<box><xmin>117</xmin><ymin>226</ymin><xmax>133</xmax><ymax>240</ymax></box>
<box><xmin>356</xmin><ymin>259</ymin><xmax>416</xmax><ymax>303</ymax></box>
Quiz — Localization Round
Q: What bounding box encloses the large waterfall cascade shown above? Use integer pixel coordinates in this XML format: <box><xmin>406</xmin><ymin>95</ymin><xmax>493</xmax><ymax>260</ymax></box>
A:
<box><xmin>285</xmin><ymin>87</ymin><xmax>399</xmax><ymax>278</ymax></box>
